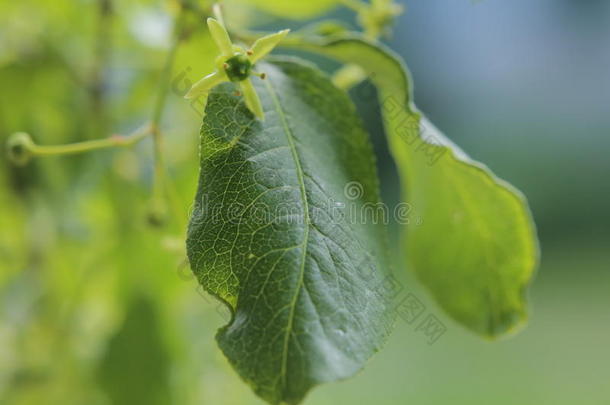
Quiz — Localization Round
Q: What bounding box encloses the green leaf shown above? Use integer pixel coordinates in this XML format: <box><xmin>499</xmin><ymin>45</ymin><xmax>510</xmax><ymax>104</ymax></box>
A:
<box><xmin>186</xmin><ymin>58</ymin><xmax>393</xmax><ymax>404</ymax></box>
<box><xmin>98</xmin><ymin>295</ymin><xmax>171</xmax><ymax>405</ymax></box>
<box><xmin>289</xmin><ymin>35</ymin><xmax>539</xmax><ymax>337</ymax></box>
<box><xmin>234</xmin><ymin>0</ymin><xmax>339</xmax><ymax>19</ymax></box>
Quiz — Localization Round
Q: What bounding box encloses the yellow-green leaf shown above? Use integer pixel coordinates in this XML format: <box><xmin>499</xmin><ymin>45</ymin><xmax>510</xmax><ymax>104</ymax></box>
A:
<box><xmin>289</xmin><ymin>35</ymin><xmax>539</xmax><ymax>338</ymax></box>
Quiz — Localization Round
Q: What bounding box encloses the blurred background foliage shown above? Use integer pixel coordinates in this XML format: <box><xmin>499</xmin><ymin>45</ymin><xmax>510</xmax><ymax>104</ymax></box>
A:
<box><xmin>0</xmin><ymin>0</ymin><xmax>608</xmax><ymax>404</ymax></box>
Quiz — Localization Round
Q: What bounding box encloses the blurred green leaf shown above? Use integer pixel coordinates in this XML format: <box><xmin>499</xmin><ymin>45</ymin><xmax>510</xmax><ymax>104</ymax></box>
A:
<box><xmin>291</xmin><ymin>35</ymin><xmax>539</xmax><ymax>337</ymax></box>
<box><xmin>186</xmin><ymin>58</ymin><xmax>393</xmax><ymax>404</ymax></box>
<box><xmin>98</xmin><ymin>295</ymin><xmax>171</xmax><ymax>405</ymax></box>
<box><xmin>234</xmin><ymin>0</ymin><xmax>339</xmax><ymax>19</ymax></box>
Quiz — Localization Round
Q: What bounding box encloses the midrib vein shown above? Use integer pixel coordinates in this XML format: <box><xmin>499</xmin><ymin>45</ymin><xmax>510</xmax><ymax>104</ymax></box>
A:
<box><xmin>264</xmin><ymin>78</ymin><xmax>310</xmax><ymax>391</ymax></box>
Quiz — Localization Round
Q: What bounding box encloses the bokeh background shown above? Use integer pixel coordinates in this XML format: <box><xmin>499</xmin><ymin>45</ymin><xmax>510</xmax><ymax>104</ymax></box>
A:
<box><xmin>1</xmin><ymin>0</ymin><xmax>608</xmax><ymax>404</ymax></box>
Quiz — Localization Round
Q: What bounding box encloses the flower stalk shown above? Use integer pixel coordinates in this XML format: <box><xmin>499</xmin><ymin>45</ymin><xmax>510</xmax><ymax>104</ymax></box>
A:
<box><xmin>6</xmin><ymin>124</ymin><xmax>154</xmax><ymax>166</ymax></box>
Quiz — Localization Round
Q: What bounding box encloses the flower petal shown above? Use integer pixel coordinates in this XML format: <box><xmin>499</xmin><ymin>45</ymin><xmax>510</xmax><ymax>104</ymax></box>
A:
<box><xmin>207</xmin><ymin>18</ymin><xmax>234</xmax><ymax>57</ymax></box>
<box><xmin>240</xmin><ymin>79</ymin><xmax>264</xmax><ymax>119</ymax></box>
<box><xmin>249</xmin><ymin>30</ymin><xmax>290</xmax><ymax>64</ymax></box>
<box><xmin>185</xmin><ymin>71</ymin><xmax>226</xmax><ymax>99</ymax></box>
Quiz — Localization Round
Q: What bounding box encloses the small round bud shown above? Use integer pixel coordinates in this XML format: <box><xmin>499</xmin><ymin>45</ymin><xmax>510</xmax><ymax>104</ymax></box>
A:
<box><xmin>6</xmin><ymin>132</ymin><xmax>35</xmax><ymax>166</ymax></box>
<box><xmin>146</xmin><ymin>205</ymin><xmax>168</xmax><ymax>227</ymax></box>
<box><xmin>145</xmin><ymin>191</ymin><xmax>169</xmax><ymax>227</ymax></box>
<box><xmin>223</xmin><ymin>54</ymin><xmax>252</xmax><ymax>82</ymax></box>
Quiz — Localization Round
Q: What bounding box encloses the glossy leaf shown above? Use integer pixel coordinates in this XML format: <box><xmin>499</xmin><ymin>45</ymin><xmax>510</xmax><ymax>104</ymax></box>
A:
<box><xmin>186</xmin><ymin>58</ymin><xmax>393</xmax><ymax>404</ymax></box>
<box><xmin>290</xmin><ymin>35</ymin><xmax>539</xmax><ymax>337</ymax></box>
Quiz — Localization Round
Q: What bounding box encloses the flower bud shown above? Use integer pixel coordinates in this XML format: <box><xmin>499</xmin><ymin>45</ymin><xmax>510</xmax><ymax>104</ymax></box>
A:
<box><xmin>6</xmin><ymin>132</ymin><xmax>35</xmax><ymax>166</ymax></box>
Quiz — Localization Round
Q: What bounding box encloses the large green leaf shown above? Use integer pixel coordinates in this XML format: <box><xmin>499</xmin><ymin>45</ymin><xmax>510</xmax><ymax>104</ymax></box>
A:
<box><xmin>233</xmin><ymin>0</ymin><xmax>339</xmax><ymax>19</ymax></box>
<box><xmin>289</xmin><ymin>35</ymin><xmax>539</xmax><ymax>338</ymax></box>
<box><xmin>186</xmin><ymin>58</ymin><xmax>393</xmax><ymax>404</ymax></box>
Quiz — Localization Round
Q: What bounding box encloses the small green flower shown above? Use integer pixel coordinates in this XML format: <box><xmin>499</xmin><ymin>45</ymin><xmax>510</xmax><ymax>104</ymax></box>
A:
<box><xmin>362</xmin><ymin>0</ymin><xmax>403</xmax><ymax>38</ymax></box>
<box><xmin>224</xmin><ymin>54</ymin><xmax>252</xmax><ymax>82</ymax></box>
<box><xmin>341</xmin><ymin>0</ymin><xmax>403</xmax><ymax>39</ymax></box>
<box><xmin>185</xmin><ymin>18</ymin><xmax>289</xmax><ymax>120</ymax></box>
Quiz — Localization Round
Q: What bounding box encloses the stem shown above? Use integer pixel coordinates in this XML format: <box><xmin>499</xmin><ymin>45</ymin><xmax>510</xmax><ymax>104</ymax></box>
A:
<box><xmin>30</xmin><ymin>125</ymin><xmax>153</xmax><ymax>157</ymax></box>
<box><xmin>151</xmin><ymin>36</ymin><xmax>182</xmax><ymax>128</ymax></box>
<box><xmin>148</xmin><ymin>5</ymin><xmax>188</xmax><ymax>225</ymax></box>
<box><xmin>89</xmin><ymin>0</ymin><xmax>113</xmax><ymax>140</ymax></box>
